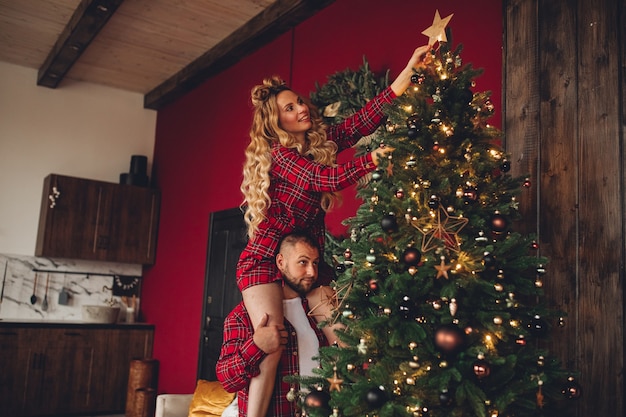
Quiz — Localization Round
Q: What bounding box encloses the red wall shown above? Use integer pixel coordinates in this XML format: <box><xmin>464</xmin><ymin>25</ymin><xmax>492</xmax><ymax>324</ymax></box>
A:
<box><xmin>143</xmin><ymin>0</ymin><xmax>503</xmax><ymax>394</ymax></box>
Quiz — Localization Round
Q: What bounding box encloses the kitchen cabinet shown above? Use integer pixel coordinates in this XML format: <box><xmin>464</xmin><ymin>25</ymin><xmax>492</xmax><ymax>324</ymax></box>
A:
<box><xmin>0</xmin><ymin>328</ymin><xmax>22</xmax><ymax>417</ymax></box>
<box><xmin>35</xmin><ymin>174</ymin><xmax>160</xmax><ymax>265</ymax></box>
<box><xmin>0</xmin><ymin>323</ymin><xmax>154</xmax><ymax>417</ymax></box>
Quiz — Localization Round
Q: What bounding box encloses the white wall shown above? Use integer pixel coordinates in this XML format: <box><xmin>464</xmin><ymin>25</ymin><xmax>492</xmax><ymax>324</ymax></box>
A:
<box><xmin>0</xmin><ymin>61</ymin><xmax>157</xmax><ymax>256</ymax></box>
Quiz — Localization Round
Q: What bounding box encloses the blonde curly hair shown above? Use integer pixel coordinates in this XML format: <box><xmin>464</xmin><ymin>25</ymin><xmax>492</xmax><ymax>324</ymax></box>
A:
<box><xmin>241</xmin><ymin>76</ymin><xmax>340</xmax><ymax>238</ymax></box>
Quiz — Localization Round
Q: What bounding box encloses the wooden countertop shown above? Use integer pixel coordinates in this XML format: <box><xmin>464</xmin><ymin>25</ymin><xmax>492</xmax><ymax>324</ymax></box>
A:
<box><xmin>0</xmin><ymin>319</ymin><xmax>154</xmax><ymax>329</ymax></box>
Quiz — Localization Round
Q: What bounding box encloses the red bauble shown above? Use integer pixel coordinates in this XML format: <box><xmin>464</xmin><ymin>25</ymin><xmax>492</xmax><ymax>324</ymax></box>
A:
<box><xmin>402</xmin><ymin>247</ymin><xmax>422</xmax><ymax>267</ymax></box>
<box><xmin>434</xmin><ymin>324</ymin><xmax>466</xmax><ymax>354</ymax></box>
<box><xmin>490</xmin><ymin>213</ymin><xmax>508</xmax><ymax>233</ymax></box>
<box><xmin>472</xmin><ymin>359</ymin><xmax>491</xmax><ymax>379</ymax></box>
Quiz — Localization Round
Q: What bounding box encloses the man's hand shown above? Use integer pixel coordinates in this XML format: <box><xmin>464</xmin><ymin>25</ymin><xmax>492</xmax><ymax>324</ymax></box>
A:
<box><xmin>252</xmin><ymin>313</ymin><xmax>287</xmax><ymax>354</ymax></box>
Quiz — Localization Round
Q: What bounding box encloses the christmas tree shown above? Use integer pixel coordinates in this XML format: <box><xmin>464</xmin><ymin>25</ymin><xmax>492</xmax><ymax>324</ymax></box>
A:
<box><xmin>296</xmin><ymin>11</ymin><xmax>581</xmax><ymax>417</ymax></box>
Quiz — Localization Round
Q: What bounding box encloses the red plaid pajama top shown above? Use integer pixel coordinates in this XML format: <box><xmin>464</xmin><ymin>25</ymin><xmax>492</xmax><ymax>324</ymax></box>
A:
<box><xmin>216</xmin><ymin>297</ymin><xmax>328</xmax><ymax>417</ymax></box>
<box><xmin>236</xmin><ymin>86</ymin><xmax>397</xmax><ymax>291</ymax></box>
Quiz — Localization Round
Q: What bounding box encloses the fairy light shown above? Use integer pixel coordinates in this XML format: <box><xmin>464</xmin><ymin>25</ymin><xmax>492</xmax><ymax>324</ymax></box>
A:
<box><xmin>489</xmin><ymin>148</ymin><xmax>501</xmax><ymax>159</ymax></box>
<box><xmin>484</xmin><ymin>333</ymin><xmax>496</xmax><ymax>350</ymax></box>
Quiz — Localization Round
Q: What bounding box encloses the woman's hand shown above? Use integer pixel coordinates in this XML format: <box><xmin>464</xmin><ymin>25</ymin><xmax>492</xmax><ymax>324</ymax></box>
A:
<box><xmin>370</xmin><ymin>144</ymin><xmax>395</xmax><ymax>166</ymax></box>
<box><xmin>390</xmin><ymin>44</ymin><xmax>432</xmax><ymax>96</ymax></box>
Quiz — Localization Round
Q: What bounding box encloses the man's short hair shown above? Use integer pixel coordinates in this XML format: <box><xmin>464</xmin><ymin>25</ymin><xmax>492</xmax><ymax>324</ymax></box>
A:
<box><xmin>277</xmin><ymin>230</ymin><xmax>320</xmax><ymax>254</ymax></box>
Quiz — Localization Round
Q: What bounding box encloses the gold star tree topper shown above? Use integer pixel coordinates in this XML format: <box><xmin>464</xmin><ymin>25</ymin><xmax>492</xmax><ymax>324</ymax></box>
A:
<box><xmin>421</xmin><ymin>10</ymin><xmax>454</xmax><ymax>45</ymax></box>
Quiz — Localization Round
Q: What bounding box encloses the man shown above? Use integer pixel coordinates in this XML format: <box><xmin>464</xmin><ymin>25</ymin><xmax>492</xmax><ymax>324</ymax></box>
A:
<box><xmin>216</xmin><ymin>231</ymin><xmax>335</xmax><ymax>416</ymax></box>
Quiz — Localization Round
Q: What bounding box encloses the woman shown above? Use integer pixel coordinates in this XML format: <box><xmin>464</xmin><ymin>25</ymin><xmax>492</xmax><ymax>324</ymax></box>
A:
<box><xmin>238</xmin><ymin>45</ymin><xmax>431</xmax><ymax>417</ymax></box>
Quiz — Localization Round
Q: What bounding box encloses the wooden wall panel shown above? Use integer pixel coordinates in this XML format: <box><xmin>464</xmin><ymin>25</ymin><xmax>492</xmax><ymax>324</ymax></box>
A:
<box><xmin>537</xmin><ymin>0</ymin><xmax>578</xmax><ymax>369</ymax></box>
<box><xmin>575</xmin><ymin>0</ymin><xmax>623</xmax><ymax>413</ymax></box>
<box><xmin>504</xmin><ymin>0</ymin><xmax>625</xmax><ymax>416</ymax></box>
<box><xmin>503</xmin><ymin>0</ymin><xmax>539</xmax><ymax>232</ymax></box>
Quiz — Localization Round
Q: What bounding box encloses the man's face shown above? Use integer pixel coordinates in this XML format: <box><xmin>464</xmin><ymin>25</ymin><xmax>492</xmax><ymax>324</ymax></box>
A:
<box><xmin>276</xmin><ymin>241</ymin><xmax>319</xmax><ymax>296</ymax></box>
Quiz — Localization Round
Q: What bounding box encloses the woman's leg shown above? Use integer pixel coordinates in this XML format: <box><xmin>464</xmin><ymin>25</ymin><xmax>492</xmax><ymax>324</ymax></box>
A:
<box><xmin>242</xmin><ymin>282</ymin><xmax>284</xmax><ymax>417</ymax></box>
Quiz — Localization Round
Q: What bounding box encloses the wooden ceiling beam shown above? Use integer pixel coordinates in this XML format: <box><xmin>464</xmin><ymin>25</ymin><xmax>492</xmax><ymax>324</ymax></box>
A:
<box><xmin>144</xmin><ymin>0</ymin><xmax>336</xmax><ymax>110</ymax></box>
<box><xmin>37</xmin><ymin>0</ymin><xmax>124</xmax><ymax>88</ymax></box>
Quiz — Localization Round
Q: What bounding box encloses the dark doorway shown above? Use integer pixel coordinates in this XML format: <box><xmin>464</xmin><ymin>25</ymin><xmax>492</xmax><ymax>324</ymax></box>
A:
<box><xmin>197</xmin><ymin>207</ymin><xmax>247</xmax><ymax>380</ymax></box>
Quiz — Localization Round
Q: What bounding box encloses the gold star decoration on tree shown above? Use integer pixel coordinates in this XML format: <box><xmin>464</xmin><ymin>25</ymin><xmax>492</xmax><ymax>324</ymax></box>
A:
<box><xmin>434</xmin><ymin>256</ymin><xmax>452</xmax><ymax>279</ymax></box>
<box><xmin>411</xmin><ymin>205</ymin><xmax>469</xmax><ymax>253</ymax></box>
<box><xmin>421</xmin><ymin>9</ymin><xmax>454</xmax><ymax>45</ymax></box>
<box><xmin>327</xmin><ymin>366</ymin><xmax>344</xmax><ymax>392</ymax></box>
<box><xmin>307</xmin><ymin>279</ymin><xmax>353</xmax><ymax>325</ymax></box>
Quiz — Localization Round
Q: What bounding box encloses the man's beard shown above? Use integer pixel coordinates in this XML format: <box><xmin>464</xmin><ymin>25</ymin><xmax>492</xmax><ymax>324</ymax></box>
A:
<box><xmin>283</xmin><ymin>275</ymin><xmax>310</xmax><ymax>296</ymax></box>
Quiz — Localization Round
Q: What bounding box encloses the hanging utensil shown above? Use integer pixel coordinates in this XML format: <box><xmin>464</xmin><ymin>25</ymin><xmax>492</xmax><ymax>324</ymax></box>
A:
<box><xmin>1</xmin><ymin>261</ymin><xmax>8</xmax><ymax>312</ymax></box>
<box><xmin>30</xmin><ymin>273</ymin><xmax>38</xmax><ymax>304</ymax></box>
<box><xmin>58</xmin><ymin>273</ymin><xmax>70</xmax><ymax>305</ymax></box>
<box><xmin>42</xmin><ymin>274</ymin><xmax>50</xmax><ymax>311</ymax></box>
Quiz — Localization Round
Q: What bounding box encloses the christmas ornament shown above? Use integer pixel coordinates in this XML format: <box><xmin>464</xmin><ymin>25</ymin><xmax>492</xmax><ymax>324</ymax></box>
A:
<box><xmin>472</xmin><ymin>357</ymin><xmax>491</xmax><ymax>379</ymax></box>
<box><xmin>536</xmin><ymin>380</ymin><xmax>545</xmax><ymax>408</ymax></box>
<box><xmin>528</xmin><ymin>314</ymin><xmax>548</xmax><ymax>336</ymax></box>
<box><xmin>475</xmin><ymin>231</ymin><xmax>489</xmax><ymax>244</ymax></box>
<box><xmin>286</xmin><ymin>386</ymin><xmax>297</xmax><ymax>402</ymax></box>
<box><xmin>421</xmin><ymin>10</ymin><xmax>454</xmax><ymax>44</ymax></box>
<box><xmin>399</xmin><ymin>295</ymin><xmax>414</xmax><ymax>319</ymax></box>
<box><xmin>412</xmin><ymin>205</ymin><xmax>469</xmax><ymax>253</ymax></box>
<box><xmin>327</xmin><ymin>366</ymin><xmax>343</xmax><ymax>392</ymax></box>
<box><xmin>357</xmin><ymin>338</ymin><xmax>367</xmax><ymax>354</ymax></box>
<box><xmin>434</xmin><ymin>324</ymin><xmax>466</xmax><ymax>354</ymax></box>
<box><xmin>395</xmin><ymin>188</ymin><xmax>405</xmax><ymax>199</ymax></box>
<box><xmin>366</xmin><ymin>249</ymin><xmax>376</xmax><ymax>263</ymax></box>
<box><xmin>406</xmin><ymin>114</ymin><xmax>421</xmax><ymax>139</ymax></box>
<box><xmin>439</xmin><ymin>388</ymin><xmax>453</xmax><ymax>406</ymax></box>
<box><xmin>335</xmin><ymin>263</ymin><xmax>346</xmax><ymax>274</ymax></box>
<box><xmin>462</xmin><ymin>185</ymin><xmax>479</xmax><ymax>204</ymax></box>
<box><xmin>365</xmin><ymin>386</ymin><xmax>388</xmax><ymax>409</ymax></box>
<box><xmin>402</xmin><ymin>247</ymin><xmax>422</xmax><ymax>267</ymax></box>
<box><xmin>561</xmin><ymin>376</ymin><xmax>582</xmax><ymax>399</ymax></box>
<box><xmin>435</xmin><ymin>256</ymin><xmax>451</xmax><ymax>279</ymax></box>
<box><xmin>372</xmin><ymin>169</ymin><xmax>383</xmax><ymax>181</ymax></box>
<box><xmin>500</xmin><ymin>159</ymin><xmax>511</xmax><ymax>172</ymax></box>
<box><xmin>428</xmin><ymin>195</ymin><xmax>440</xmax><ymax>209</ymax></box>
<box><xmin>449</xmin><ymin>298</ymin><xmax>457</xmax><ymax>316</ymax></box>
<box><xmin>381</xmin><ymin>213</ymin><xmax>398</xmax><ymax>233</ymax></box>
<box><xmin>490</xmin><ymin>212</ymin><xmax>508</xmax><ymax>234</ymax></box>
<box><xmin>343</xmin><ymin>248</ymin><xmax>352</xmax><ymax>260</ymax></box>
<box><xmin>482</xmin><ymin>252</ymin><xmax>497</xmax><ymax>270</ymax></box>
<box><xmin>304</xmin><ymin>389</ymin><xmax>331</xmax><ymax>413</ymax></box>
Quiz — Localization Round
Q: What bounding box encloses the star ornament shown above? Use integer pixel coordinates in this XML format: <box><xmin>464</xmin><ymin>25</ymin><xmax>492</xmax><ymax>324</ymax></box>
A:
<box><xmin>435</xmin><ymin>256</ymin><xmax>451</xmax><ymax>279</ymax></box>
<box><xmin>411</xmin><ymin>205</ymin><xmax>469</xmax><ymax>253</ymax></box>
<box><xmin>327</xmin><ymin>367</ymin><xmax>344</xmax><ymax>392</ymax></box>
<box><xmin>307</xmin><ymin>279</ymin><xmax>353</xmax><ymax>325</ymax></box>
<box><xmin>421</xmin><ymin>10</ymin><xmax>454</xmax><ymax>45</ymax></box>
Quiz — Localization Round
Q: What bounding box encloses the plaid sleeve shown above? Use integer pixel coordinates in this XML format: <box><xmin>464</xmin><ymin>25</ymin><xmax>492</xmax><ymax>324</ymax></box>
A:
<box><xmin>272</xmin><ymin>146</ymin><xmax>376</xmax><ymax>192</ymax></box>
<box><xmin>216</xmin><ymin>304</ymin><xmax>265</xmax><ymax>393</ymax></box>
<box><xmin>328</xmin><ymin>86</ymin><xmax>396</xmax><ymax>151</ymax></box>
